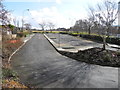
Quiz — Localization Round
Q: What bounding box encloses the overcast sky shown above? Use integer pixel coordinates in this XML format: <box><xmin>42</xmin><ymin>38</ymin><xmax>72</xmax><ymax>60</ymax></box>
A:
<box><xmin>4</xmin><ymin>0</ymin><xmax>119</xmax><ymax>29</ymax></box>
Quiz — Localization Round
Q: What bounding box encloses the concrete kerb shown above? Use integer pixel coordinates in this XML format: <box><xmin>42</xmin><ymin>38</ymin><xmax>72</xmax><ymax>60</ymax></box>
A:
<box><xmin>8</xmin><ymin>34</ymin><xmax>35</xmax><ymax>63</ymax></box>
<box><xmin>44</xmin><ymin>34</ymin><xmax>78</xmax><ymax>53</ymax></box>
<box><xmin>44</xmin><ymin>33</ymin><xmax>120</xmax><ymax>53</ymax></box>
<box><xmin>44</xmin><ymin>34</ymin><xmax>60</xmax><ymax>52</ymax></box>
<box><xmin>108</xmin><ymin>44</ymin><xmax>120</xmax><ymax>49</ymax></box>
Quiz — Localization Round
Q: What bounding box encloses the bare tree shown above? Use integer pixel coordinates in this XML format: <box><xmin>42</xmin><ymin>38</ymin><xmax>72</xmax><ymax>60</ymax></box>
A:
<box><xmin>88</xmin><ymin>17</ymin><xmax>95</xmax><ymax>34</ymax></box>
<box><xmin>73</xmin><ymin>19</ymin><xmax>94</xmax><ymax>34</ymax></box>
<box><xmin>17</xmin><ymin>20</ymin><xmax>19</xmax><ymax>28</ymax></box>
<box><xmin>0</xmin><ymin>0</ymin><xmax>9</xmax><ymax>27</ymax></box>
<box><xmin>88</xmin><ymin>0</ymin><xmax>118</xmax><ymax>50</ymax></box>
<box><xmin>73</xmin><ymin>20</ymin><xmax>82</xmax><ymax>33</ymax></box>
<box><xmin>39</xmin><ymin>22</ymin><xmax>47</xmax><ymax>31</ymax></box>
<box><xmin>47</xmin><ymin>22</ymin><xmax>55</xmax><ymax>32</ymax></box>
<box><xmin>12</xmin><ymin>18</ymin><xmax>17</xmax><ymax>33</ymax></box>
<box><xmin>87</xmin><ymin>7</ymin><xmax>96</xmax><ymax>35</ymax></box>
<box><xmin>96</xmin><ymin>0</ymin><xmax>118</xmax><ymax>50</ymax></box>
<box><xmin>97</xmin><ymin>0</ymin><xmax>118</xmax><ymax>36</ymax></box>
<box><xmin>24</xmin><ymin>23</ymin><xmax>31</xmax><ymax>30</ymax></box>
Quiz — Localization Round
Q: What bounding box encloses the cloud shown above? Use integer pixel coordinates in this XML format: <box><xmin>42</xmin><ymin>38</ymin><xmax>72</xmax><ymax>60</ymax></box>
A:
<box><xmin>5</xmin><ymin>0</ymin><xmax>61</xmax><ymax>2</ymax></box>
<box><xmin>28</xmin><ymin>6</ymin><xmax>72</xmax><ymax>28</ymax></box>
<box><xmin>56</xmin><ymin>0</ymin><xmax>62</xmax><ymax>4</ymax></box>
<box><xmin>12</xmin><ymin>6</ymin><xmax>88</xmax><ymax>29</ymax></box>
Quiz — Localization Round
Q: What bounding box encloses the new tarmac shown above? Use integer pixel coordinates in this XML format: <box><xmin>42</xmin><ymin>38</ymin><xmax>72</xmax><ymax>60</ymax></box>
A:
<box><xmin>11</xmin><ymin>34</ymin><xmax>118</xmax><ymax>88</ymax></box>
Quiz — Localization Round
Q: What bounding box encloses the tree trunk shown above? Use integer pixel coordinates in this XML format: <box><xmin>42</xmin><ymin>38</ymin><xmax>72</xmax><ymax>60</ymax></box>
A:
<box><xmin>51</xmin><ymin>29</ymin><xmax>52</xmax><ymax>33</ymax></box>
<box><xmin>102</xmin><ymin>35</ymin><xmax>106</xmax><ymax>50</ymax></box>
<box><xmin>88</xmin><ymin>26</ymin><xmax>91</xmax><ymax>35</ymax></box>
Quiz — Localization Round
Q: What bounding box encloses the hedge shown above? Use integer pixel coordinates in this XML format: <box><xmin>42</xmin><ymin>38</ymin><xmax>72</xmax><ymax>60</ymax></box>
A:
<box><xmin>68</xmin><ymin>33</ymin><xmax>120</xmax><ymax>45</ymax></box>
<box><xmin>17</xmin><ymin>31</ymin><xmax>32</xmax><ymax>37</ymax></box>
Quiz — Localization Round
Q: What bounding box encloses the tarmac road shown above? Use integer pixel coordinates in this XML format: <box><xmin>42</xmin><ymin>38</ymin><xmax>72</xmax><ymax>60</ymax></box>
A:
<box><xmin>11</xmin><ymin>34</ymin><xmax>118</xmax><ymax>88</ymax></box>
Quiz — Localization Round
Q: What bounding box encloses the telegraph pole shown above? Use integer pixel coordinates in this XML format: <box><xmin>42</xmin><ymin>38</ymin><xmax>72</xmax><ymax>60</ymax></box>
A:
<box><xmin>22</xmin><ymin>9</ymin><xmax>29</xmax><ymax>31</ymax></box>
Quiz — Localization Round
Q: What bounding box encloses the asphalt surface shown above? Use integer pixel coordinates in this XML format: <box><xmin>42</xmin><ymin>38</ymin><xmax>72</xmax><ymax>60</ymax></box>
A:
<box><xmin>46</xmin><ymin>33</ymin><xmax>102</xmax><ymax>50</ymax></box>
<box><xmin>11</xmin><ymin>34</ymin><xmax>118</xmax><ymax>88</ymax></box>
<box><xmin>46</xmin><ymin>33</ymin><xmax>119</xmax><ymax>52</ymax></box>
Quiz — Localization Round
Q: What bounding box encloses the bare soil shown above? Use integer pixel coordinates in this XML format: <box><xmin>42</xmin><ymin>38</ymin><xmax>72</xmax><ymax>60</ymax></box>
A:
<box><xmin>2</xmin><ymin>37</ymin><xmax>23</xmax><ymax>68</ymax></box>
<box><xmin>2</xmin><ymin>35</ymin><xmax>28</xmax><ymax>89</ymax></box>
<box><xmin>59</xmin><ymin>47</ymin><xmax>120</xmax><ymax>67</ymax></box>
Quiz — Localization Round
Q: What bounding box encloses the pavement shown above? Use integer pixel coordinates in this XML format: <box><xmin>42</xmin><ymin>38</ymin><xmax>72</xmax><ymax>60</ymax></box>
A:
<box><xmin>11</xmin><ymin>34</ymin><xmax>118</xmax><ymax>88</ymax></box>
<box><xmin>45</xmin><ymin>33</ymin><xmax>120</xmax><ymax>52</ymax></box>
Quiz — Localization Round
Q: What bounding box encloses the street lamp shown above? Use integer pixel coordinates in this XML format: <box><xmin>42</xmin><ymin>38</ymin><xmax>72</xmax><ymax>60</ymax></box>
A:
<box><xmin>22</xmin><ymin>9</ymin><xmax>29</xmax><ymax>31</ymax></box>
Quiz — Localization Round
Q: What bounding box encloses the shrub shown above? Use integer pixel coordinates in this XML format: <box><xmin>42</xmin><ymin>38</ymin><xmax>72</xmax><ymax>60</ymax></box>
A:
<box><xmin>79</xmin><ymin>34</ymin><xmax>103</xmax><ymax>42</ymax></box>
<box><xmin>2</xmin><ymin>68</ymin><xmax>18</xmax><ymax>80</ymax></box>
<box><xmin>59</xmin><ymin>32</ymin><xmax>68</xmax><ymax>34</ymax></box>
<box><xmin>68</xmin><ymin>33</ymin><xmax>120</xmax><ymax>45</ymax></box>
<box><xmin>103</xmin><ymin>54</ymin><xmax>111</xmax><ymax>62</ymax></box>
<box><xmin>17</xmin><ymin>31</ymin><xmax>31</xmax><ymax>37</ymax></box>
<box><xmin>17</xmin><ymin>32</ymin><xmax>24</xmax><ymax>37</ymax></box>
<box><xmin>106</xmin><ymin>37</ymin><xmax>120</xmax><ymax>45</ymax></box>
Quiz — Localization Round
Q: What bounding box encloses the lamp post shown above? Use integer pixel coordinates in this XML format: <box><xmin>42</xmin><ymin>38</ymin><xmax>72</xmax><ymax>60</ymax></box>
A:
<box><xmin>22</xmin><ymin>9</ymin><xmax>29</xmax><ymax>31</ymax></box>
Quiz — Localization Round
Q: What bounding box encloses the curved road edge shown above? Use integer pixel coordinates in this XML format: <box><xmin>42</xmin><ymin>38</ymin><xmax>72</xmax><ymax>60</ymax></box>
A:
<box><xmin>11</xmin><ymin>34</ymin><xmax>118</xmax><ymax>88</ymax></box>
<box><xmin>44</xmin><ymin>34</ymin><xmax>78</xmax><ymax>53</ymax></box>
<box><xmin>8</xmin><ymin>34</ymin><xmax>35</xmax><ymax>63</ymax></box>
<box><xmin>44</xmin><ymin>34</ymin><xmax>119</xmax><ymax>69</ymax></box>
